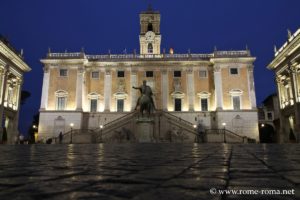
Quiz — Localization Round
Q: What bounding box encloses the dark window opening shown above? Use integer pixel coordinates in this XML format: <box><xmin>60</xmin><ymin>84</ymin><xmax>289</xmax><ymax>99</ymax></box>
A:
<box><xmin>147</xmin><ymin>23</ymin><xmax>153</xmax><ymax>32</ymax></box>
<box><xmin>117</xmin><ymin>71</ymin><xmax>125</xmax><ymax>77</ymax></box>
<box><xmin>174</xmin><ymin>71</ymin><xmax>181</xmax><ymax>77</ymax></box>
<box><xmin>175</xmin><ymin>98</ymin><xmax>182</xmax><ymax>111</ymax></box>
<box><xmin>201</xmin><ymin>98</ymin><xmax>208</xmax><ymax>111</ymax></box>
<box><xmin>146</xmin><ymin>71</ymin><xmax>153</xmax><ymax>77</ymax></box>
<box><xmin>230</xmin><ymin>68</ymin><xmax>238</xmax><ymax>75</ymax></box>
<box><xmin>148</xmin><ymin>43</ymin><xmax>153</xmax><ymax>53</ymax></box>
<box><xmin>267</xmin><ymin>112</ymin><xmax>273</xmax><ymax>120</ymax></box>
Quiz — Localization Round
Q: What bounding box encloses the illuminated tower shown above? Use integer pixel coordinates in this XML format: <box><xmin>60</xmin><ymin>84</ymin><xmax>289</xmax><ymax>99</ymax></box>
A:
<box><xmin>139</xmin><ymin>5</ymin><xmax>161</xmax><ymax>54</ymax></box>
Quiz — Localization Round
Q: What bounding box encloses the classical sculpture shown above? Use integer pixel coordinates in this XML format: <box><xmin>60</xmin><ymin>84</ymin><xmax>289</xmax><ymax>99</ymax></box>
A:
<box><xmin>132</xmin><ymin>80</ymin><xmax>155</xmax><ymax>117</ymax></box>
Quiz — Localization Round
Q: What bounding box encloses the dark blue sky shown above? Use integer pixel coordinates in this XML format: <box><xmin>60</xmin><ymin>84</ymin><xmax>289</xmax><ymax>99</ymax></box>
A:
<box><xmin>1</xmin><ymin>0</ymin><xmax>300</xmax><ymax>134</ymax></box>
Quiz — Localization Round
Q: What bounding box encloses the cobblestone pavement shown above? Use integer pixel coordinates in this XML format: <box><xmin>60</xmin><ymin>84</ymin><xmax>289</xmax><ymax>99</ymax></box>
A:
<box><xmin>0</xmin><ymin>144</ymin><xmax>299</xmax><ymax>200</ymax></box>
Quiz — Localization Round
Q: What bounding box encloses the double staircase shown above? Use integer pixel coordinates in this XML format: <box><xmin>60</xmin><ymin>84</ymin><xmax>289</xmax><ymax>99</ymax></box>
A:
<box><xmin>52</xmin><ymin>110</ymin><xmax>256</xmax><ymax>144</ymax></box>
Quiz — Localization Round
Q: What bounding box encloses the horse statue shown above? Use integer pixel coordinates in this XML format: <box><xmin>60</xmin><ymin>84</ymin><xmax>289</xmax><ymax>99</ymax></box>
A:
<box><xmin>132</xmin><ymin>80</ymin><xmax>155</xmax><ymax>118</ymax></box>
<box><xmin>139</xmin><ymin>94</ymin><xmax>153</xmax><ymax>117</ymax></box>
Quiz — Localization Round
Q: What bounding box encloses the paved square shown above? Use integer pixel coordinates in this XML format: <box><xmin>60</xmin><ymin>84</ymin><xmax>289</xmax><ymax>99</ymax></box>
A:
<box><xmin>0</xmin><ymin>144</ymin><xmax>299</xmax><ymax>199</ymax></box>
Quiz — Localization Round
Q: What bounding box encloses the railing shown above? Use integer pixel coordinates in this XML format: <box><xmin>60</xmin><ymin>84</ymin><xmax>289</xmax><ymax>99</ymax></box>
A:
<box><xmin>47</xmin><ymin>52</ymin><xmax>83</xmax><ymax>58</ymax></box>
<box><xmin>205</xmin><ymin>129</ymin><xmax>256</xmax><ymax>143</ymax></box>
<box><xmin>51</xmin><ymin>129</ymin><xmax>97</xmax><ymax>144</ymax></box>
<box><xmin>214</xmin><ymin>50</ymin><xmax>251</xmax><ymax>57</ymax></box>
<box><xmin>94</xmin><ymin>111</ymin><xmax>139</xmax><ymax>142</ymax></box>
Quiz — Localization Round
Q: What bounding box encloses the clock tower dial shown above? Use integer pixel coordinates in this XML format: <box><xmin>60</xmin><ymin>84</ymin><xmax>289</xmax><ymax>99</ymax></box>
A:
<box><xmin>145</xmin><ymin>31</ymin><xmax>155</xmax><ymax>41</ymax></box>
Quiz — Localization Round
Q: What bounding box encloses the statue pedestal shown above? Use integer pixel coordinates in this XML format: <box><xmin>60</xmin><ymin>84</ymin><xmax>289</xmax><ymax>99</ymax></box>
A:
<box><xmin>136</xmin><ymin>118</ymin><xmax>154</xmax><ymax>143</ymax></box>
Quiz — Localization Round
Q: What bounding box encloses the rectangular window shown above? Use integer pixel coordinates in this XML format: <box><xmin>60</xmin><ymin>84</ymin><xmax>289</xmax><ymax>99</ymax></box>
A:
<box><xmin>91</xmin><ymin>71</ymin><xmax>99</xmax><ymax>79</ymax></box>
<box><xmin>146</xmin><ymin>71</ymin><xmax>154</xmax><ymax>77</ymax></box>
<box><xmin>117</xmin><ymin>71</ymin><xmax>125</xmax><ymax>77</ymax></box>
<box><xmin>174</xmin><ymin>71</ymin><xmax>181</xmax><ymax>77</ymax></box>
<box><xmin>174</xmin><ymin>98</ymin><xmax>182</xmax><ymax>111</ymax></box>
<box><xmin>267</xmin><ymin>112</ymin><xmax>273</xmax><ymax>120</ymax></box>
<box><xmin>57</xmin><ymin>97</ymin><xmax>66</xmax><ymax>110</ymax></box>
<box><xmin>201</xmin><ymin>98</ymin><xmax>208</xmax><ymax>111</ymax></box>
<box><xmin>117</xmin><ymin>99</ymin><xmax>124</xmax><ymax>112</ymax></box>
<box><xmin>90</xmin><ymin>99</ymin><xmax>98</xmax><ymax>112</ymax></box>
<box><xmin>199</xmin><ymin>70</ymin><xmax>207</xmax><ymax>78</ymax></box>
<box><xmin>232</xmin><ymin>96</ymin><xmax>240</xmax><ymax>110</ymax></box>
<box><xmin>230</xmin><ymin>68</ymin><xmax>238</xmax><ymax>75</ymax></box>
<box><xmin>59</xmin><ymin>69</ymin><xmax>68</xmax><ymax>77</ymax></box>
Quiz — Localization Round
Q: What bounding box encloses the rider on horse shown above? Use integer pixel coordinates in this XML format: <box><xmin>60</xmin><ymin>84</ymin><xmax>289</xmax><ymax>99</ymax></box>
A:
<box><xmin>132</xmin><ymin>80</ymin><xmax>156</xmax><ymax>111</ymax></box>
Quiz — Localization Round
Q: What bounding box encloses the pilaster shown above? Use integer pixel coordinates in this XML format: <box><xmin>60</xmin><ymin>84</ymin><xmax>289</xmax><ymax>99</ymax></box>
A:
<box><xmin>104</xmin><ymin>70</ymin><xmax>112</xmax><ymax>112</ymax></box>
<box><xmin>247</xmin><ymin>65</ymin><xmax>257</xmax><ymax>109</ymax></box>
<box><xmin>213</xmin><ymin>65</ymin><xmax>223</xmax><ymax>110</ymax></box>
<box><xmin>186</xmin><ymin>68</ymin><xmax>195</xmax><ymax>111</ymax></box>
<box><xmin>161</xmin><ymin>70</ymin><xmax>168</xmax><ymax>111</ymax></box>
<box><xmin>40</xmin><ymin>66</ymin><xmax>50</xmax><ymax>110</ymax></box>
<box><xmin>76</xmin><ymin>67</ymin><xmax>84</xmax><ymax>111</ymax></box>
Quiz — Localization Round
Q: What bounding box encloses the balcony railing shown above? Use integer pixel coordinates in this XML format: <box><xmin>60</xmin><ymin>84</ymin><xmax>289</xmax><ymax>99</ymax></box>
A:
<box><xmin>46</xmin><ymin>51</ymin><xmax>251</xmax><ymax>61</ymax></box>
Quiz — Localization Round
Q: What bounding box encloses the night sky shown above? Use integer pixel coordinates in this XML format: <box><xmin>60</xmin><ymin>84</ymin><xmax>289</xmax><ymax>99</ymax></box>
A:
<box><xmin>1</xmin><ymin>0</ymin><xmax>300</xmax><ymax>135</ymax></box>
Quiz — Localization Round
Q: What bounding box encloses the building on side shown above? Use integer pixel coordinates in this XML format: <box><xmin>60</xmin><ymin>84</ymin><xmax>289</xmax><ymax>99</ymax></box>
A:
<box><xmin>268</xmin><ymin>28</ymin><xmax>300</xmax><ymax>143</ymax></box>
<box><xmin>38</xmin><ymin>7</ymin><xmax>259</xmax><ymax>142</ymax></box>
<box><xmin>258</xmin><ymin>94</ymin><xmax>280</xmax><ymax>143</ymax></box>
<box><xmin>0</xmin><ymin>35</ymin><xmax>31</xmax><ymax>144</ymax></box>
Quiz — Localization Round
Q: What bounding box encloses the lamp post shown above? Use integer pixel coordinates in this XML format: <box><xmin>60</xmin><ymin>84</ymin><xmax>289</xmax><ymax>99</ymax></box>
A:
<box><xmin>222</xmin><ymin>122</ymin><xmax>226</xmax><ymax>143</ymax></box>
<box><xmin>99</xmin><ymin>125</ymin><xmax>103</xmax><ymax>143</ymax></box>
<box><xmin>70</xmin><ymin>123</ymin><xmax>74</xmax><ymax>144</ymax></box>
<box><xmin>32</xmin><ymin>125</ymin><xmax>38</xmax><ymax>143</ymax></box>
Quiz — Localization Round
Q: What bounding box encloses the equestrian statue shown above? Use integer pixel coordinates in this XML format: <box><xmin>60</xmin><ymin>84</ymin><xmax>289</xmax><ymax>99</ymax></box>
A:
<box><xmin>132</xmin><ymin>80</ymin><xmax>155</xmax><ymax>117</ymax></box>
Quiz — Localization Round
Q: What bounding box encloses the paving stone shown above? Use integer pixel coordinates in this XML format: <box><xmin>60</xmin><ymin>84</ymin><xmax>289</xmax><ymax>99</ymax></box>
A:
<box><xmin>0</xmin><ymin>144</ymin><xmax>299</xmax><ymax>199</ymax></box>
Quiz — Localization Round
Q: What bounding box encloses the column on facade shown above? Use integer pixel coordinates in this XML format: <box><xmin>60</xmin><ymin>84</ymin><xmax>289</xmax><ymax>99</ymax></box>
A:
<box><xmin>76</xmin><ymin>67</ymin><xmax>85</xmax><ymax>111</ymax></box>
<box><xmin>186</xmin><ymin>68</ymin><xmax>195</xmax><ymax>111</ymax></box>
<box><xmin>213</xmin><ymin>65</ymin><xmax>223</xmax><ymax>110</ymax></box>
<box><xmin>289</xmin><ymin>64</ymin><xmax>300</xmax><ymax>142</ymax></box>
<box><xmin>247</xmin><ymin>65</ymin><xmax>257</xmax><ymax>109</ymax></box>
<box><xmin>104</xmin><ymin>70</ymin><xmax>112</xmax><ymax>111</ymax></box>
<box><xmin>40</xmin><ymin>66</ymin><xmax>50</xmax><ymax>110</ymax></box>
<box><xmin>0</xmin><ymin>69</ymin><xmax>5</xmax><ymax>105</ymax></box>
<box><xmin>130</xmin><ymin>70</ymin><xmax>137</xmax><ymax>111</ymax></box>
<box><xmin>290</xmin><ymin>65</ymin><xmax>299</xmax><ymax>103</ymax></box>
<box><xmin>0</xmin><ymin>67</ymin><xmax>8</xmax><ymax>142</ymax></box>
<box><xmin>161</xmin><ymin>70</ymin><xmax>168</xmax><ymax>111</ymax></box>
<box><xmin>13</xmin><ymin>79</ymin><xmax>22</xmax><ymax>110</ymax></box>
<box><xmin>11</xmin><ymin>78</ymin><xmax>22</xmax><ymax>144</ymax></box>
<box><xmin>276</xmin><ymin>77</ymin><xmax>284</xmax><ymax>108</ymax></box>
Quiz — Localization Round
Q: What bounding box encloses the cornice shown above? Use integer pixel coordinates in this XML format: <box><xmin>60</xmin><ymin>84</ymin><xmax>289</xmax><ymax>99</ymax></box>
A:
<box><xmin>0</xmin><ymin>41</ymin><xmax>31</xmax><ymax>72</ymax></box>
<box><xmin>268</xmin><ymin>30</ymin><xmax>300</xmax><ymax>69</ymax></box>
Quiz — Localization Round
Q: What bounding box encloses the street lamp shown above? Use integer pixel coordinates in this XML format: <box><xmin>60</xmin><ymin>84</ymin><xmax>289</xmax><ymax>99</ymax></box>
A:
<box><xmin>99</xmin><ymin>125</ymin><xmax>103</xmax><ymax>143</ymax></box>
<box><xmin>32</xmin><ymin>125</ymin><xmax>38</xmax><ymax>143</ymax></box>
<box><xmin>222</xmin><ymin>122</ymin><xmax>226</xmax><ymax>143</ymax></box>
<box><xmin>70</xmin><ymin>123</ymin><xmax>74</xmax><ymax>144</ymax></box>
<box><xmin>261</xmin><ymin>123</ymin><xmax>265</xmax><ymax>128</ymax></box>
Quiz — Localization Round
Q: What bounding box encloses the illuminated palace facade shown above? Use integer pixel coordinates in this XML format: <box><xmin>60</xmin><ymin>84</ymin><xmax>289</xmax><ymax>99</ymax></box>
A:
<box><xmin>0</xmin><ymin>36</ymin><xmax>31</xmax><ymax>144</ymax></box>
<box><xmin>268</xmin><ymin>28</ymin><xmax>300</xmax><ymax>143</ymax></box>
<box><xmin>38</xmin><ymin>8</ymin><xmax>259</xmax><ymax>141</ymax></box>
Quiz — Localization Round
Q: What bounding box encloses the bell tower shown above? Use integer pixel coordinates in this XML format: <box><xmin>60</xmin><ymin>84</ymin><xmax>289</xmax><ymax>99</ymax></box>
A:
<box><xmin>139</xmin><ymin>5</ymin><xmax>161</xmax><ymax>55</ymax></box>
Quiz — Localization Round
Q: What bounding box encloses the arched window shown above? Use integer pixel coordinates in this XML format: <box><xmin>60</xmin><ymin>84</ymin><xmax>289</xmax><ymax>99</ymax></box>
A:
<box><xmin>88</xmin><ymin>92</ymin><xmax>102</xmax><ymax>112</ymax></box>
<box><xmin>147</xmin><ymin>23</ymin><xmax>153</xmax><ymax>31</ymax></box>
<box><xmin>55</xmin><ymin>90</ymin><xmax>68</xmax><ymax>110</ymax></box>
<box><xmin>148</xmin><ymin>43</ymin><xmax>153</xmax><ymax>54</ymax></box>
<box><xmin>229</xmin><ymin>89</ymin><xmax>243</xmax><ymax>110</ymax></box>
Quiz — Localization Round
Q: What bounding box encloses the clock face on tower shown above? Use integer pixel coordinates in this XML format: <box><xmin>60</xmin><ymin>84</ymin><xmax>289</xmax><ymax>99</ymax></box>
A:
<box><xmin>145</xmin><ymin>31</ymin><xmax>155</xmax><ymax>41</ymax></box>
